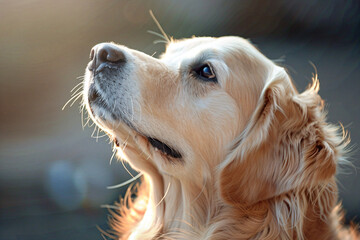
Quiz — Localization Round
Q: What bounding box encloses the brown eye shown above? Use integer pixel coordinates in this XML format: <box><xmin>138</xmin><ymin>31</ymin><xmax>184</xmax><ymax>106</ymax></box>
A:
<box><xmin>200</xmin><ymin>65</ymin><xmax>215</xmax><ymax>78</ymax></box>
<box><xmin>194</xmin><ymin>64</ymin><xmax>217</xmax><ymax>82</ymax></box>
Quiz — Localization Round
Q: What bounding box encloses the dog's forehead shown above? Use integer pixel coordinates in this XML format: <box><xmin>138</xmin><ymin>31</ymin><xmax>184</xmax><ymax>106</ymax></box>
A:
<box><xmin>161</xmin><ymin>36</ymin><xmax>258</xmax><ymax>66</ymax></box>
<box><xmin>165</xmin><ymin>37</ymin><xmax>215</xmax><ymax>54</ymax></box>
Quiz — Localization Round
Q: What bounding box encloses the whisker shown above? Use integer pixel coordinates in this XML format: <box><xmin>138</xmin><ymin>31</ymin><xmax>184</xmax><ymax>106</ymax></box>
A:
<box><xmin>149</xmin><ymin>10</ymin><xmax>170</xmax><ymax>43</ymax></box>
<box><xmin>62</xmin><ymin>91</ymin><xmax>82</xmax><ymax>110</ymax></box>
<box><xmin>109</xmin><ymin>147</ymin><xmax>117</xmax><ymax>165</ymax></box>
<box><xmin>121</xmin><ymin>135</ymin><xmax>130</xmax><ymax>149</ymax></box>
<box><xmin>70</xmin><ymin>81</ymin><xmax>84</xmax><ymax>92</ymax></box>
<box><xmin>130</xmin><ymin>98</ymin><xmax>134</xmax><ymax>122</ymax></box>
<box><xmin>272</xmin><ymin>55</ymin><xmax>286</xmax><ymax>63</ymax></box>
<box><xmin>121</xmin><ymin>159</ymin><xmax>135</xmax><ymax>178</ymax></box>
<box><xmin>69</xmin><ymin>93</ymin><xmax>83</xmax><ymax>107</ymax></box>
<box><xmin>147</xmin><ymin>30</ymin><xmax>167</xmax><ymax>41</ymax></box>
<box><xmin>71</xmin><ymin>86</ymin><xmax>83</xmax><ymax>96</ymax></box>
<box><xmin>80</xmin><ymin>105</ymin><xmax>86</xmax><ymax>129</ymax></box>
<box><xmin>100</xmin><ymin>204</ymin><xmax>121</xmax><ymax>210</ymax></box>
<box><xmin>96</xmin><ymin>127</ymin><xmax>100</xmax><ymax>142</ymax></box>
<box><xmin>154</xmin><ymin>182</ymin><xmax>171</xmax><ymax>208</ymax></box>
<box><xmin>153</xmin><ymin>39</ymin><xmax>168</xmax><ymax>45</ymax></box>
<box><xmin>84</xmin><ymin>115</ymin><xmax>91</xmax><ymax>127</ymax></box>
<box><xmin>107</xmin><ymin>173</ymin><xmax>142</xmax><ymax>189</ymax></box>
<box><xmin>91</xmin><ymin>125</ymin><xmax>98</xmax><ymax>138</ymax></box>
<box><xmin>97</xmin><ymin>133</ymin><xmax>108</xmax><ymax>138</ymax></box>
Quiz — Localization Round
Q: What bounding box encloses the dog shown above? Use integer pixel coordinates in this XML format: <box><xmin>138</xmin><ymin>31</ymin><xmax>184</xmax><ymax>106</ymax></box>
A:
<box><xmin>82</xmin><ymin>36</ymin><xmax>358</xmax><ymax>239</ymax></box>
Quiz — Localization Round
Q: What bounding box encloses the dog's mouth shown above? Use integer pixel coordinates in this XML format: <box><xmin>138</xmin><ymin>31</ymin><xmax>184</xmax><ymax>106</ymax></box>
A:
<box><xmin>88</xmin><ymin>85</ymin><xmax>182</xmax><ymax>159</ymax></box>
<box><xmin>114</xmin><ymin>135</ymin><xmax>182</xmax><ymax>159</ymax></box>
<box><xmin>146</xmin><ymin>137</ymin><xmax>182</xmax><ymax>159</ymax></box>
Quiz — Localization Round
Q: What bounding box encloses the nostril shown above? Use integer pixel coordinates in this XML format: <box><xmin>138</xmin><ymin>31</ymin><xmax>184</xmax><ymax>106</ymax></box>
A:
<box><xmin>98</xmin><ymin>48</ymin><xmax>109</xmax><ymax>63</ymax></box>
<box><xmin>89</xmin><ymin>43</ymin><xmax>126</xmax><ymax>72</ymax></box>
<box><xmin>107</xmin><ymin>51</ymin><xmax>124</xmax><ymax>63</ymax></box>
<box><xmin>90</xmin><ymin>48</ymin><xmax>95</xmax><ymax>60</ymax></box>
<box><xmin>97</xmin><ymin>44</ymin><xmax>125</xmax><ymax>64</ymax></box>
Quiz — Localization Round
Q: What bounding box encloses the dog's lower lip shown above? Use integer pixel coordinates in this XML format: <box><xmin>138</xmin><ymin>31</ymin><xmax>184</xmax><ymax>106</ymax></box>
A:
<box><xmin>115</xmin><ymin>135</ymin><xmax>182</xmax><ymax>159</ymax></box>
<box><xmin>147</xmin><ymin>137</ymin><xmax>182</xmax><ymax>159</ymax></box>
<box><xmin>115</xmin><ymin>134</ymin><xmax>182</xmax><ymax>159</ymax></box>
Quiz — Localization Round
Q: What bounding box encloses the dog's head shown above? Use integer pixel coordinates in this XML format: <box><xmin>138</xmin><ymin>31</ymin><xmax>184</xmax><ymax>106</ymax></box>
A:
<box><xmin>83</xmin><ymin>36</ymin><xmax>343</xmax><ymax>206</ymax></box>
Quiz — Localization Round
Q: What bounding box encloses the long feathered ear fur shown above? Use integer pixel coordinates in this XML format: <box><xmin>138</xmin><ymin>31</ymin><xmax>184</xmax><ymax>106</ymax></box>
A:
<box><xmin>220</xmin><ymin>67</ymin><xmax>344</xmax><ymax>207</ymax></box>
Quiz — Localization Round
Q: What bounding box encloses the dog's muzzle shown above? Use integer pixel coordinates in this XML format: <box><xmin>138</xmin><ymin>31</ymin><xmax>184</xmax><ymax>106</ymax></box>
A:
<box><xmin>84</xmin><ymin>43</ymin><xmax>183</xmax><ymax>159</ymax></box>
<box><xmin>86</xmin><ymin>43</ymin><xmax>126</xmax><ymax>108</ymax></box>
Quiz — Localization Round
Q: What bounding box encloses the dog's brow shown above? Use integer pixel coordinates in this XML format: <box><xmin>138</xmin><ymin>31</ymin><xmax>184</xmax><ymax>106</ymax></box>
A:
<box><xmin>180</xmin><ymin>50</ymin><xmax>217</xmax><ymax>72</ymax></box>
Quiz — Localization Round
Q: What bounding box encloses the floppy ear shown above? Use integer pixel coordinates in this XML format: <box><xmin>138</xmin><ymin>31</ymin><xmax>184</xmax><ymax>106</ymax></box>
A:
<box><xmin>220</xmin><ymin>67</ymin><xmax>342</xmax><ymax>207</ymax></box>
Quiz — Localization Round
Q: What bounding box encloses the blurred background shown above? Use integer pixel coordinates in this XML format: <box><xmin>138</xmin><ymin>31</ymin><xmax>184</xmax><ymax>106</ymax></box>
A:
<box><xmin>1</xmin><ymin>0</ymin><xmax>359</xmax><ymax>239</ymax></box>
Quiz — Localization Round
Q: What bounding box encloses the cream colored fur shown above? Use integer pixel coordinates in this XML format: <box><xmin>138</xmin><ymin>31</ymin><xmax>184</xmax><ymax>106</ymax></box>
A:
<box><xmin>83</xmin><ymin>36</ymin><xmax>358</xmax><ymax>239</ymax></box>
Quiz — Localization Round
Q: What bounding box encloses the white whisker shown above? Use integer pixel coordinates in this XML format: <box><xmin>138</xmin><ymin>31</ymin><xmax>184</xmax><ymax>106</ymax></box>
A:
<box><xmin>69</xmin><ymin>93</ymin><xmax>83</xmax><ymax>107</ymax></box>
<box><xmin>153</xmin><ymin>39</ymin><xmax>168</xmax><ymax>45</ymax></box>
<box><xmin>109</xmin><ymin>147</ymin><xmax>117</xmax><ymax>165</ymax></box>
<box><xmin>121</xmin><ymin>159</ymin><xmax>134</xmax><ymax>178</ymax></box>
<box><xmin>130</xmin><ymin>98</ymin><xmax>134</xmax><ymax>122</ymax></box>
<box><xmin>96</xmin><ymin>127</ymin><xmax>100</xmax><ymax>142</ymax></box>
<box><xmin>107</xmin><ymin>173</ymin><xmax>142</xmax><ymax>189</ymax></box>
<box><xmin>71</xmin><ymin>86</ymin><xmax>83</xmax><ymax>97</ymax></box>
<box><xmin>84</xmin><ymin>115</ymin><xmax>91</xmax><ymax>127</ymax></box>
<box><xmin>153</xmin><ymin>182</ymin><xmax>171</xmax><ymax>208</ymax></box>
<box><xmin>62</xmin><ymin>91</ymin><xmax>82</xmax><ymax>110</ymax></box>
<box><xmin>70</xmin><ymin>81</ymin><xmax>84</xmax><ymax>92</ymax></box>
<box><xmin>80</xmin><ymin>104</ymin><xmax>86</xmax><ymax>129</ymax></box>
<box><xmin>91</xmin><ymin>125</ymin><xmax>98</xmax><ymax>138</ymax></box>
<box><xmin>100</xmin><ymin>204</ymin><xmax>121</xmax><ymax>210</ymax></box>
<box><xmin>147</xmin><ymin>30</ymin><xmax>168</xmax><ymax>41</ymax></box>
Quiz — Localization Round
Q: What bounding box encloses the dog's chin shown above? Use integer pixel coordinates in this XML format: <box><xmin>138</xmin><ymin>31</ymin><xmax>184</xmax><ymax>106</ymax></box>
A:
<box><xmin>87</xmin><ymin>104</ymin><xmax>144</xmax><ymax>162</ymax></box>
<box><xmin>112</xmin><ymin>123</ymin><xmax>183</xmax><ymax>160</ymax></box>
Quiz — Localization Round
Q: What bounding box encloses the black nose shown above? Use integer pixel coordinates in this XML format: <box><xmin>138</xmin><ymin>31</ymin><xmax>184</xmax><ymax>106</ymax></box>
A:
<box><xmin>89</xmin><ymin>43</ymin><xmax>125</xmax><ymax>72</ymax></box>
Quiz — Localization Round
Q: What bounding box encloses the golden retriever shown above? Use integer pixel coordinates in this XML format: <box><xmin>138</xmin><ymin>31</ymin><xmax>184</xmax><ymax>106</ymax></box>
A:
<box><xmin>82</xmin><ymin>36</ymin><xmax>358</xmax><ymax>239</ymax></box>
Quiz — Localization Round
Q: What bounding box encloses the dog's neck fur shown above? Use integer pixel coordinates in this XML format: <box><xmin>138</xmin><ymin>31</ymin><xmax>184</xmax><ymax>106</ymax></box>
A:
<box><xmin>128</xmin><ymin>172</ymin><xmax>217</xmax><ymax>239</ymax></box>
<box><xmin>112</xmin><ymin>169</ymin><xmax>346</xmax><ymax>240</ymax></box>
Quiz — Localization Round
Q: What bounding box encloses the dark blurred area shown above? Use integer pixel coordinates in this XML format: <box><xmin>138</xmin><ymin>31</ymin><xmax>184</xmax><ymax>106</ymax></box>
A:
<box><xmin>0</xmin><ymin>0</ymin><xmax>359</xmax><ymax>239</ymax></box>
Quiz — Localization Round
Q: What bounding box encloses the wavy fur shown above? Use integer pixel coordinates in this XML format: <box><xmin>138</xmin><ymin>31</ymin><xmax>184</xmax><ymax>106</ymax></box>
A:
<box><xmin>83</xmin><ymin>36</ymin><xmax>358</xmax><ymax>239</ymax></box>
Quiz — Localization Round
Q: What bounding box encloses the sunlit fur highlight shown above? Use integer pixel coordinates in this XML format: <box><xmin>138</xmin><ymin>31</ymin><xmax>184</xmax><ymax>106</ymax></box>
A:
<box><xmin>82</xmin><ymin>36</ymin><xmax>359</xmax><ymax>239</ymax></box>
